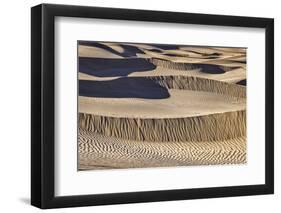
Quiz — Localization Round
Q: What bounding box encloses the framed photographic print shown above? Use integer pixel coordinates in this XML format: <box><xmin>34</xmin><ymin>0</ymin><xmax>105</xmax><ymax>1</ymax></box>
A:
<box><xmin>31</xmin><ymin>3</ymin><xmax>274</xmax><ymax>209</ymax></box>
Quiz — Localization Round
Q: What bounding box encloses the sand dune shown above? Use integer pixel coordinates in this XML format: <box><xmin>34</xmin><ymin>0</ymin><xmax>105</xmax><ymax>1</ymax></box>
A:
<box><xmin>78</xmin><ymin>66</ymin><xmax>246</xmax><ymax>84</ymax></box>
<box><xmin>79</xmin><ymin>129</ymin><xmax>246</xmax><ymax>170</ymax></box>
<box><xmin>79</xmin><ymin>110</ymin><xmax>245</xmax><ymax>142</ymax></box>
<box><xmin>77</xmin><ymin>41</ymin><xmax>247</xmax><ymax>170</ymax></box>
<box><xmin>79</xmin><ymin>43</ymin><xmax>246</xmax><ymax>84</ymax></box>
<box><xmin>79</xmin><ymin>57</ymin><xmax>156</xmax><ymax>77</ymax></box>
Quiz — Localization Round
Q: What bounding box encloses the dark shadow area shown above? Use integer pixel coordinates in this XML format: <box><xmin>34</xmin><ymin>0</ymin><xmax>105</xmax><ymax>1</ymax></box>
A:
<box><xmin>196</xmin><ymin>64</ymin><xmax>227</xmax><ymax>74</ymax></box>
<box><xmin>236</xmin><ymin>79</ymin><xmax>246</xmax><ymax>86</ymax></box>
<box><xmin>202</xmin><ymin>52</ymin><xmax>222</xmax><ymax>57</ymax></box>
<box><xmin>186</xmin><ymin>50</ymin><xmax>222</xmax><ymax>57</ymax></box>
<box><xmin>164</xmin><ymin>53</ymin><xmax>183</xmax><ymax>57</ymax></box>
<box><xmin>119</xmin><ymin>44</ymin><xmax>145</xmax><ymax>57</ymax></box>
<box><xmin>148</xmin><ymin>49</ymin><xmax>163</xmax><ymax>53</ymax></box>
<box><xmin>204</xmin><ymin>56</ymin><xmax>220</xmax><ymax>59</ymax></box>
<box><xmin>151</xmin><ymin>44</ymin><xmax>179</xmax><ymax>50</ymax></box>
<box><xmin>196</xmin><ymin>64</ymin><xmax>239</xmax><ymax>74</ymax></box>
<box><xmin>79</xmin><ymin>77</ymin><xmax>170</xmax><ymax>99</ymax></box>
<box><xmin>79</xmin><ymin>57</ymin><xmax>156</xmax><ymax>77</ymax></box>
<box><xmin>231</xmin><ymin>60</ymin><xmax>246</xmax><ymax>64</ymax></box>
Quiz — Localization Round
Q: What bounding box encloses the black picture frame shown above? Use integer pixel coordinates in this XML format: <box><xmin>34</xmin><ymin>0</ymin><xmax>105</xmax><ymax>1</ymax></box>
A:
<box><xmin>31</xmin><ymin>3</ymin><xmax>274</xmax><ymax>209</ymax></box>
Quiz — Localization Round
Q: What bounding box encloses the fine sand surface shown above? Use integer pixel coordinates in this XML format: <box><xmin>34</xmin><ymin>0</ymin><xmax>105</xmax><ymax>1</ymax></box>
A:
<box><xmin>79</xmin><ymin>129</ymin><xmax>246</xmax><ymax>170</ymax></box>
<box><xmin>78</xmin><ymin>41</ymin><xmax>247</xmax><ymax>170</ymax></box>
<box><xmin>79</xmin><ymin>89</ymin><xmax>245</xmax><ymax>118</ymax></box>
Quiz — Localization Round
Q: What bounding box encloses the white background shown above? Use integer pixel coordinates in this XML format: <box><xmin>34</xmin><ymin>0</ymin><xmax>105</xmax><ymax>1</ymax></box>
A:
<box><xmin>0</xmin><ymin>0</ymin><xmax>279</xmax><ymax>212</ymax></box>
<box><xmin>56</xmin><ymin>18</ymin><xmax>265</xmax><ymax>196</ymax></box>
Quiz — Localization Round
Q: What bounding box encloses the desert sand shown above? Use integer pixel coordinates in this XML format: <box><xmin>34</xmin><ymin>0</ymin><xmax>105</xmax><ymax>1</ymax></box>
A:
<box><xmin>78</xmin><ymin>41</ymin><xmax>247</xmax><ymax>170</ymax></box>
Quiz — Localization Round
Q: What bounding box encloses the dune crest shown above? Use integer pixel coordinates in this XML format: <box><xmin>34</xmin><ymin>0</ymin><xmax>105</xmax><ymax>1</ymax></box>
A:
<box><xmin>146</xmin><ymin>75</ymin><xmax>246</xmax><ymax>98</ymax></box>
<box><xmin>79</xmin><ymin>110</ymin><xmax>246</xmax><ymax>142</ymax></box>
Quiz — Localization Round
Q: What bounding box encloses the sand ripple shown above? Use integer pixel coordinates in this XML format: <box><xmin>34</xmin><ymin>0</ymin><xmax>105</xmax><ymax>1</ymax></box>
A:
<box><xmin>79</xmin><ymin>129</ymin><xmax>246</xmax><ymax>170</ymax></box>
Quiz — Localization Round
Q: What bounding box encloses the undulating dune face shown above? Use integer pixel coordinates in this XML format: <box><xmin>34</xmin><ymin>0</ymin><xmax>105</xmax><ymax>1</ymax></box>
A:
<box><xmin>77</xmin><ymin>41</ymin><xmax>247</xmax><ymax>170</ymax></box>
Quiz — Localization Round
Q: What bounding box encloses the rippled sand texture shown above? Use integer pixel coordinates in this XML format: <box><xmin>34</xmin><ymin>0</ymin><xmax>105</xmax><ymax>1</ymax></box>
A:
<box><xmin>79</xmin><ymin>129</ymin><xmax>246</xmax><ymax>170</ymax></box>
<box><xmin>78</xmin><ymin>41</ymin><xmax>247</xmax><ymax>170</ymax></box>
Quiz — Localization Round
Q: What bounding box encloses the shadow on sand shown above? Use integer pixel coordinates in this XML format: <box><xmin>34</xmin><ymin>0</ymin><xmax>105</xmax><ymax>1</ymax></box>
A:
<box><xmin>196</xmin><ymin>64</ymin><xmax>227</xmax><ymax>74</ymax></box>
<box><xmin>236</xmin><ymin>79</ymin><xmax>246</xmax><ymax>86</ymax></box>
<box><xmin>79</xmin><ymin>57</ymin><xmax>156</xmax><ymax>77</ymax></box>
<box><xmin>119</xmin><ymin>44</ymin><xmax>145</xmax><ymax>57</ymax></box>
<box><xmin>79</xmin><ymin>77</ymin><xmax>170</xmax><ymax>99</ymax></box>
<box><xmin>151</xmin><ymin>44</ymin><xmax>179</xmax><ymax>50</ymax></box>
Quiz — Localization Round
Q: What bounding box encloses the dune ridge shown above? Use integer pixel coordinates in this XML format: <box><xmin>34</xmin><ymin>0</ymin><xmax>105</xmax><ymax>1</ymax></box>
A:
<box><xmin>79</xmin><ymin>75</ymin><xmax>246</xmax><ymax>99</ymax></box>
<box><xmin>147</xmin><ymin>58</ymin><xmax>237</xmax><ymax>72</ymax></box>
<box><xmin>79</xmin><ymin>75</ymin><xmax>246</xmax><ymax>142</ymax></box>
<box><xmin>147</xmin><ymin>75</ymin><xmax>246</xmax><ymax>98</ymax></box>
<box><xmin>79</xmin><ymin>110</ymin><xmax>246</xmax><ymax>142</ymax></box>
